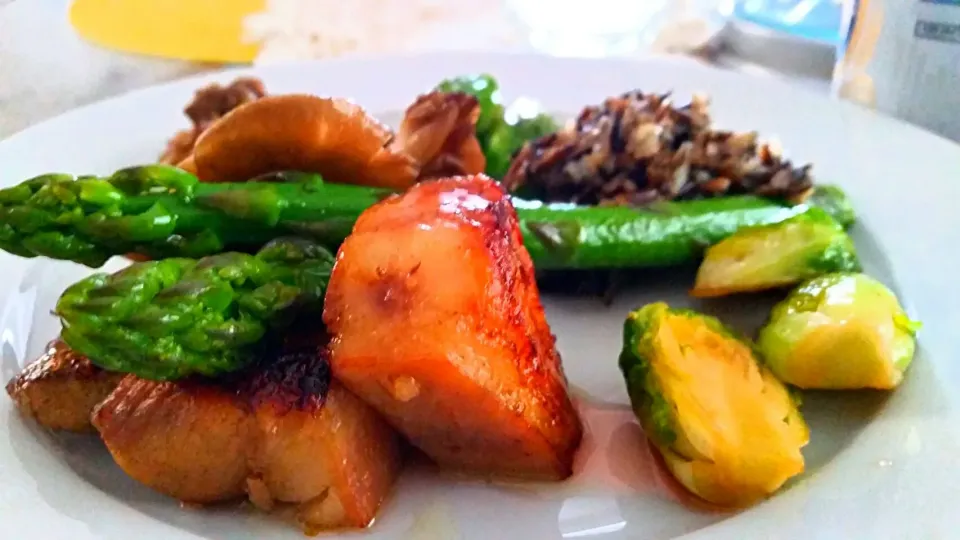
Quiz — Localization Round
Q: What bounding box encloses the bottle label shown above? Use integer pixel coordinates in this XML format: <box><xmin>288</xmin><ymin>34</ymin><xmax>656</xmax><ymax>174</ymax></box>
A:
<box><xmin>834</xmin><ymin>0</ymin><xmax>960</xmax><ymax>141</ymax></box>
<box><xmin>914</xmin><ymin>20</ymin><xmax>960</xmax><ymax>43</ymax></box>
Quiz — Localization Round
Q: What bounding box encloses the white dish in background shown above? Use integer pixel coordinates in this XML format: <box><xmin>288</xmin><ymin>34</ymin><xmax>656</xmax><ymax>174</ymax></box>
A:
<box><xmin>1</xmin><ymin>52</ymin><xmax>959</xmax><ymax>540</ymax></box>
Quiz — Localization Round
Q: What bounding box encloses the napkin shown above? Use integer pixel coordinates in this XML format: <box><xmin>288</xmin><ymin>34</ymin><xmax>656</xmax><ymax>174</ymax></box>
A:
<box><xmin>69</xmin><ymin>0</ymin><xmax>263</xmax><ymax>63</ymax></box>
<box><xmin>68</xmin><ymin>0</ymin><xmax>718</xmax><ymax>64</ymax></box>
<box><xmin>69</xmin><ymin>0</ymin><xmax>520</xmax><ymax>64</ymax></box>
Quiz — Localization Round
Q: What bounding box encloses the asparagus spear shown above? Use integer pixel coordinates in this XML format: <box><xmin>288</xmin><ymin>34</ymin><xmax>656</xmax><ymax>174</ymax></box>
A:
<box><xmin>56</xmin><ymin>237</ymin><xmax>334</xmax><ymax>380</ymax></box>
<box><xmin>0</xmin><ymin>165</ymin><xmax>855</xmax><ymax>270</ymax></box>
<box><xmin>0</xmin><ymin>166</ymin><xmax>386</xmax><ymax>268</ymax></box>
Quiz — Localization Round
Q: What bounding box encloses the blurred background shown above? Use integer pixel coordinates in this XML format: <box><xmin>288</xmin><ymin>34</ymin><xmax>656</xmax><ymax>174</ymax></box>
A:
<box><xmin>0</xmin><ymin>0</ymin><xmax>848</xmax><ymax>138</ymax></box>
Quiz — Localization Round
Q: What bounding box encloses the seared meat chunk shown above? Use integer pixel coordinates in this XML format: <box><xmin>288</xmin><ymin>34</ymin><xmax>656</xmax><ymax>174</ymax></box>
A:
<box><xmin>92</xmin><ymin>332</ymin><xmax>401</xmax><ymax>532</ymax></box>
<box><xmin>94</xmin><ymin>375</ymin><xmax>251</xmax><ymax>503</ymax></box>
<box><xmin>324</xmin><ymin>175</ymin><xmax>583</xmax><ymax>481</ymax></box>
<box><xmin>6</xmin><ymin>339</ymin><xmax>123</xmax><ymax>432</ymax></box>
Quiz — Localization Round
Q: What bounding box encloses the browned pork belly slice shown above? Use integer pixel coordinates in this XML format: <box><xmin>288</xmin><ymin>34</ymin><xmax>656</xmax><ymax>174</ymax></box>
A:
<box><xmin>6</xmin><ymin>339</ymin><xmax>123</xmax><ymax>432</ymax></box>
<box><xmin>323</xmin><ymin>175</ymin><xmax>584</xmax><ymax>481</ymax></box>
<box><xmin>91</xmin><ymin>333</ymin><xmax>402</xmax><ymax>532</ymax></box>
<box><xmin>93</xmin><ymin>375</ymin><xmax>252</xmax><ymax>504</ymax></box>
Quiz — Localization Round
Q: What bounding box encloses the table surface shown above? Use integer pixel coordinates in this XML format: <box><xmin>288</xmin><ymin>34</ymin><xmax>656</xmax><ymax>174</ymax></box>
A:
<box><xmin>0</xmin><ymin>1</ymin><xmax>209</xmax><ymax>139</ymax></box>
<box><xmin>0</xmin><ymin>0</ymin><xmax>832</xmax><ymax>140</ymax></box>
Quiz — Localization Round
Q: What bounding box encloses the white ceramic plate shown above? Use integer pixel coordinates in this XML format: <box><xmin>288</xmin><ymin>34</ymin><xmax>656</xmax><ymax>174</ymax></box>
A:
<box><xmin>2</xmin><ymin>53</ymin><xmax>959</xmax><ymax>540</ymax></box>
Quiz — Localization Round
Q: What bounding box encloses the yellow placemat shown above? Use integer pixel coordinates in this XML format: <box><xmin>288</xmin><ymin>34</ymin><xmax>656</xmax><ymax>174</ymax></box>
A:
<box><xmin>69</xmin><ymin>0</ymin><xmax>263</xmax><ymax>63</ymax></box>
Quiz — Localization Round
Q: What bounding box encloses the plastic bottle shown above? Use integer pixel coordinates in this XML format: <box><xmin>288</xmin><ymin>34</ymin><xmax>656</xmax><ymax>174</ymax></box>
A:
<box><xmin>834</xmin><ymin>0</ymin><xmax>960</xmax><ymax>141</ymax></box>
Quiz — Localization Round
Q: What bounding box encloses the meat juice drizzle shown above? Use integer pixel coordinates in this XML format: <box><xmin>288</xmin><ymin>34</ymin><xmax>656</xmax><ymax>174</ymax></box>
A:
<box><xmin>480</xmin><ymin>389</ymin><xmax>721</xmax><ymax>510</ymax></box>
<box><xmin>395</xmin><ymin>396</ymin><xmax>647</xmax><ymax>538</ymax></box>
<box><xmin>404</xmin><ymin>499</ymin><xmax>461</xmax><ymax>540</ymax></box>
<box><xmin>399</xmin><ymin>391</ymin><xmax>721</xmax><ymax>538</ymax></box>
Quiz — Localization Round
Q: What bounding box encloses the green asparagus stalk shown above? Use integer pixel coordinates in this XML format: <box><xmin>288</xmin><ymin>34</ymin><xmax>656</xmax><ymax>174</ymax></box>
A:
<box><xmin>518</xmin><ymin>196</ymin><xmax>821</xmax><ymax>270</ymax></box>
<box><xmin>0</xmin><ymin>166</ymin><xmax>386</xmax><ymax>268</ymax></box>
<box><xmin>0</xmin><ymin>165</ymin><xmax>855</xmax><ymax>270</ymax></box>
<box><xmin>56</xmin><ymin>237</ymin><xmax>334</xmax><ymax>380</ymax></box>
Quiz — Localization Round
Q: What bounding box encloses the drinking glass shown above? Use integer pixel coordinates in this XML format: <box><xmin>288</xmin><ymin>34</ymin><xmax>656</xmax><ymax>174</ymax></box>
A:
<box><xmin>504</xmin><ymin>0</ymin><xmax>672</xmax><ymax>57</ymax></box>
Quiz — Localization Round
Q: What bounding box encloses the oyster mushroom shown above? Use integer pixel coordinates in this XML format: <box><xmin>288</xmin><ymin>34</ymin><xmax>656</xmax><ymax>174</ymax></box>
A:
<box><xmin>395</xmin><ymin>91</ymin><xmax>486</xmax><ymax>179</ymax></box>
<box><xmin>180</xmin><ymin>90</ymin><xmax>485</xmax><ymax>188</ymax></box>
<box><xmin>159</xmin><ymin>77</ymin><xmax>267</xmax><ymax>167</ymax></box>
<box><xmin>189</xmin><ymin>94</ymin><xmax>420</xmax><ymax>189</ymax></box>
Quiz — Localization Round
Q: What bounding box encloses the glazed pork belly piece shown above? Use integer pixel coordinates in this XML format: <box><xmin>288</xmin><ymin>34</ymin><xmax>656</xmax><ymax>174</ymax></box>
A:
<box><xmin>6</xmin><ymin>339</ymin><xmax>123</xmax><ymax>432</ymax></box>
<box><xmin>323</xmin><ymin>175</ymin><xmax>584</xmax><ymax>481</ymax></box>
<box><xmin>89</xmin><ymin>329</ymin><xmax>402</xmax><ymax>533</ymax></box>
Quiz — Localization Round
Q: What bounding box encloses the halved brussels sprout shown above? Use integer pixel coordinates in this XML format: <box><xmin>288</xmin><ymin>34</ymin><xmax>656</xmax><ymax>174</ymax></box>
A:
<box><xmin>691</xmin><ymin>209</ymin><xmax>860</xmax><ymax>298</ymax></box>
<box><xmin>757</xmin><ymin>272</ymin><xmax>920</xmax><ymax>390</ymax></box>
<box><xmin>619</xmin><ymin>302</ymin><xmax>809</xmax><ymax>507</ymax></box>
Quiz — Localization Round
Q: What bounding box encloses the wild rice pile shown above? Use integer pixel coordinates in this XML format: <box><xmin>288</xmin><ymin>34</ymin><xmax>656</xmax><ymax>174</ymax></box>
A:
<box><xmin>502</xmin><ymin>91</ymin><xmax>814</xmax><ymax>206</ymax></box>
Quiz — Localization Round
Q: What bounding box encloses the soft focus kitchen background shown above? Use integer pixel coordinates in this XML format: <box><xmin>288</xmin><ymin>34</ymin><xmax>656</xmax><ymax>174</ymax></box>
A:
<box><xmin>0</xmin><ymin>0</ymin><xmax>846</xmax><ymax>139</ymax></box>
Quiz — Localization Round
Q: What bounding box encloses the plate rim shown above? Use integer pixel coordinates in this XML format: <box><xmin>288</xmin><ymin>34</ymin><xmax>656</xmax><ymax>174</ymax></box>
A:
<box><xmin>5</xmin><ymin>50</ymin><xmax>960</xmax><ymax>151</ymax></box>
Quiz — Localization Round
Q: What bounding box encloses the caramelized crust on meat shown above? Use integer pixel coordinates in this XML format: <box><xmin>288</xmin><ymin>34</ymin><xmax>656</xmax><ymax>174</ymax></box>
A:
<box><xmin>249</xmin><ymin>382</ymin><xmax>400</xmax><ymax>529</ymax></box>
<box><xmin>324</xmin><ymin>176</ymin><xmax>583</xmax><ymax>480</ymax></box>
<box><xmin>92</xmin><ymin>336</ymin><xmax>401</xmax><ymax>532</ymax></box>
<box><xmin>6</xmin><ymin>340</ymin><xmax>123</xmax><ymax>432</ymax></box>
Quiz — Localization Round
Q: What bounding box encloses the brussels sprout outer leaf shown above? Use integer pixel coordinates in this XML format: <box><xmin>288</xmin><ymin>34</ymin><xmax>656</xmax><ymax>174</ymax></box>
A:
<box><xmin>619</xmin><ymin>303</ymin><xmax>678</xmax><ymax>447</ymax></box>
<box><xmin>807</xmin><ymin>184</ymin><xmax>856</xmax><ymax>228</ymax></box>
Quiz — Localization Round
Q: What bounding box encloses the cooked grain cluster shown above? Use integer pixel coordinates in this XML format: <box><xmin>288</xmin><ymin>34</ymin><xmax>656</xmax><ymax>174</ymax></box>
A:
<box><xmin>503</xmin><ymin>91</ymin><xmax>814</xmax><ymax>206</ymax></box>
